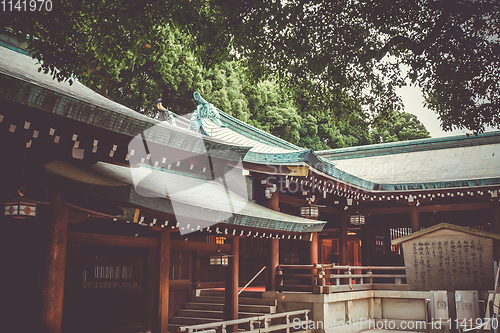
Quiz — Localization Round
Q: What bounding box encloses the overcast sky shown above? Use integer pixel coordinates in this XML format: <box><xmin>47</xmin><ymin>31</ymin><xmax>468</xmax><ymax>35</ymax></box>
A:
<box><xmin>396</xmin><ymin>85</ymin><xmax>496</xmax><ymax>138</ymax></box>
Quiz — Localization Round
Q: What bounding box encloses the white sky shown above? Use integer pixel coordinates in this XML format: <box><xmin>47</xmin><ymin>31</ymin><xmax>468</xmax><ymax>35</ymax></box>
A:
<box><xmin>396</xmin><ymin>85</ymin><xmax>497</xmax><ymax>138</ymax></box>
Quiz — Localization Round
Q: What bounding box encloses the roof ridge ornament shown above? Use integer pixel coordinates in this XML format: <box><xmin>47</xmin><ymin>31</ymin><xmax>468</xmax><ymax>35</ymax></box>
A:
<box><xmin>190</xmin><ymin>92</ymin><xmax>225</xmax><ymax>130</ymax></box>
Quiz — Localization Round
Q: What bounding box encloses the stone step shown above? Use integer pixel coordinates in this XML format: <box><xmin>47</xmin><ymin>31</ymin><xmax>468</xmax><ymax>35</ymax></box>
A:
<box><xmin>170</xmin><ymin>316</ymin><xmax>221</xmax><ymax>326</ymax></box>
<box><xmin>176</xmin><ymin>309</ymin><xmax>263</xmax><ymax>319</ymax></box>
<box><xmin>199</xmin><ymin>289</ymin><xmax>266</xmax><ymax>298</ymax></box>
<box><xmin>195</xmin><ymin>296</ymin><xmax>277</xmax><ymax>306</ymax></box>
<box><xmin>168</xmin><ymin>322</ymin><xmax>251</xmax><ymax>333</ymax></box>
<box><xmin>184</xmin><ymin>302</ymin><xmax>276</xmax><ymax>314</ymax></box>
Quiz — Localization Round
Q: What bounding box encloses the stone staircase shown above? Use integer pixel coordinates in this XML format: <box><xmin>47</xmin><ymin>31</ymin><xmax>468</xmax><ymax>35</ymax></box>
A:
<box><xmin>168</xmin><ymin>289</ymin><xmax>277</xmax><ymax>332</ymax></box>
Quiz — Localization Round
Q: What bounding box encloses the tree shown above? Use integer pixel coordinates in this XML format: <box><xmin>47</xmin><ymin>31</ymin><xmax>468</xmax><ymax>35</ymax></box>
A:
<box><xmin>82</xmin><ymin>26</ymin><xmax>205</xmax><ymax>116</ymax></box>
<box><xmin>201</xmin><ymin>0</ymin><xmax>500</xmax><ymax>134</ymax></box>
<box><xmin>3</xmin><ymin>4</ymin><xmax>207</xmax><ymax>116</ymax></box>
<box><xmin>3</xmin><ymin>0</ymin><xmax>434</xmax><ymax>147</ymax></box>
<box><xmin>371</xmin><ymin>110</ymin><xmax>431</xmax><ymax>143</ymax></box>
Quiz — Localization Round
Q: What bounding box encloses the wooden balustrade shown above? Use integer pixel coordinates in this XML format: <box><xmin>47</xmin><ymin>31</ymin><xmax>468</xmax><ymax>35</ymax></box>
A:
<box><xmin>177</xmin><ymin>309</ymin><xmax>310</xmax><ymax>333</ymax></box>
<box><xmin>276</xmin><ymin>264</ymin><xmax>407</xmax><ymax>293</ymax></box>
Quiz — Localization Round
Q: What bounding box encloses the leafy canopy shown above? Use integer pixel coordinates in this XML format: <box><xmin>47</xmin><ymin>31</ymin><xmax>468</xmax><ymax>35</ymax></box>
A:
<box><xmin>3</xmin><ymin>0</ymin><xmax>433</xmax><ymax>148</ymax></box>
<box><xmin>203</xmin><ymin>0</ymin><xmax>500</xmax><ymax>134</ymax></box>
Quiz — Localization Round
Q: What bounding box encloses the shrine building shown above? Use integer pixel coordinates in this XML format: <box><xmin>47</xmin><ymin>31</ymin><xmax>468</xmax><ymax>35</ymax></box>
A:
<box><xmin>1</xmin><ymin>34</ymin><xmax>500</xmax><ymax>333</ymax></box>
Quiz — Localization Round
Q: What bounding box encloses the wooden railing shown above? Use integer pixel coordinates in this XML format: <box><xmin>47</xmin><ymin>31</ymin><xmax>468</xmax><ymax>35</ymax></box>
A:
<box><xmin>276</xmin><ymin>264</ymin><xmax>407</xmax><ymax>293</ymax></box>
<box><xmin>239</xmin><ymin>266</ymin><xmax>266</xmax><ymax>296</ymax></box>
<box><xmin>177</xmin><ymin>309</ymin><xmax>310</xmax><ymax>333</ymax></box>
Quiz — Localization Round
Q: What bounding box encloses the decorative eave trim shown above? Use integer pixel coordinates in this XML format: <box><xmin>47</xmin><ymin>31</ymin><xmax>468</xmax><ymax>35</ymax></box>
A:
<box><xmin>0</xmin><ymin>73</ymin><xmax>250</xmax><ymax>161</ymax></box>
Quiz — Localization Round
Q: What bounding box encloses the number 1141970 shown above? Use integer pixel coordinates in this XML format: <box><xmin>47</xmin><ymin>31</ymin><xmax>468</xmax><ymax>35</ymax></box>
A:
<box><xmin>2</xmin><ymin>0</ymin><xmax>52</xmax><ymax>11</ymax></box>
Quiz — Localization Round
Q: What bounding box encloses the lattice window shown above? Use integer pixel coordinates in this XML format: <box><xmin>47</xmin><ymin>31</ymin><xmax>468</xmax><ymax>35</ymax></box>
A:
<box><xmin>81</xmin><ymin>253</ymin><xmax>142</xmax><ymax>290</ymax></box>
<box><xmin>390</xmin><ymin>227</ymin><xmax>413</xmax><ymax>255</ymax></box>
<box><xmin>170</xmin><ymin>252</ymin><xmax>190</xmax><ymax>280</ymax></box>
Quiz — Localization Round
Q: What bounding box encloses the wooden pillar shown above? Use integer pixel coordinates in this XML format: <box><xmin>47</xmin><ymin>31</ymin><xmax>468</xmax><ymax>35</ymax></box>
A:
<box><xmin>339</xmin><ymin>211</ymin><xmax>349</xmax><ymax>266</ymax></box>
<box><xmin>193</xmin><ymin>250</ymin><xmax>201</xmax><ymax>289</ymax></box>
<box><xmin>310</xmin><ymin>232</ymin><xmax>319</xmax><ymax>286</ymax></box>
<box><xmin>224</xmin><ymin>236</ymin><xmax>239</xmax><ymax>332</ymax></box>
<box><xmin>493</xmin><ymin>200</ymin><xmax>500</xmax><ymax>261</ymax></box>
<box><xmin>268</xmin><ymin>190</ymin><xmax>279</xmax><ymax>211</ymax></box>
<box><xmin>310</xmin><ymin>232</ymin><xmax>318</xmax><ymax>264</ymax></box>
<box><xmin>41</xmin><ymin>189</ymin><xmax>69</xmax><ymax>333</ymax></box>
<box><xmin>410</xmin><ymin>203</ymin><xmax>420</xmax><ymax>232</ymax></box>
<box><xmin>384</xmin><ymin>226</ymin><xmax>392</xmax><ymax>255</ymax></box>
<box><xmin>159</xmin><ymin>230</ymin><xmax>171</xmax><ymax>333</ymax></box>
<box><xmin>361</xmin><ymin>217</ymin><xmax>370</xmax><ymax>265</ymax></box>
<box><xmin>267</xmin><ymin>238</ymin><xmax>279</xmax><ymax>291</ymax></box>
<box><xmin>267</xmin><ymin>190</ymin><xmax>279</xmax><ymax>291</ymax></box>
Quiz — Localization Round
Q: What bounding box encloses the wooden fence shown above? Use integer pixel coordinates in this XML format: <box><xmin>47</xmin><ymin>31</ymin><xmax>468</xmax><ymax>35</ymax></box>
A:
<box><xmin>276</xmin><ymin>264</ymin><xmax>407</xmax><ymax>293</ymax></box>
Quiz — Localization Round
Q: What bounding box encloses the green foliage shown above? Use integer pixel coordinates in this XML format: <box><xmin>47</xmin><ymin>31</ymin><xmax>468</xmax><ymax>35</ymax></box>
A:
<box><xmin>3</xmin><ymin>0</ymin><xmax>434</xmax><ymax>149</ymax></box>
<box><xmin>371</xmin><ymin>110</ymin><xmax>431</xmax><ymax>143</ymax></box>
<box><xmin>82</xmin><ymin>26</ymin><xmax>204</xmax><ymax>115</ymax></box>
<box><xmin>200</xmin><ymin>0</ymin><xmax>500</xmax><ymax>134</ymax></box>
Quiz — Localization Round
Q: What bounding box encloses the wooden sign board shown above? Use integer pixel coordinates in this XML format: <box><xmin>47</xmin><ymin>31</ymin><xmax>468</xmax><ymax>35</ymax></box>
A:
<box><xmin>402</xmin><ymin>228</ymin><xmax>493</xmax><ymax>291</ymax></box>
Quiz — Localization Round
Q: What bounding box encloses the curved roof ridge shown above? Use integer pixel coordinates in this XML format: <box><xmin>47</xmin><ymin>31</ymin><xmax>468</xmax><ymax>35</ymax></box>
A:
<box><xmin>317</xmin><ymin>131</ymin><xmax>500</xmax><ymax>160</ymax></box>
<box><xmin>217</xmin><ymin>110</ymin><xmax>303</xmax><ymax>151</ymax></box>
<box><xmin>0</xmin><ymin>45</ymin><xmax>252</xmax><ymax>158</ymax></box>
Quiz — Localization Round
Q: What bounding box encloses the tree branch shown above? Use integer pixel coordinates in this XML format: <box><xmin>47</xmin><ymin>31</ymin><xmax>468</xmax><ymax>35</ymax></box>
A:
<box><xmin>368</xmin><ymin>7</ymin><xmax>452</xmax><ymax>61</ymax></box>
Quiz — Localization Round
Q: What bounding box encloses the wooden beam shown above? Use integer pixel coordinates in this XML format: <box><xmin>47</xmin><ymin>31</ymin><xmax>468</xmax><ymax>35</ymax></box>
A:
<box><xmin>68</xmin><ymin>211</ymin><xmax>90</xmax><ymax>223</ymax></box>
<box><xmin>41</xmin><ymin>190</ymin><xmax>69</xmax><ymax>333</ymax></box>
<box><xmin>359</xmin><ymin>201</ymin><xmax>492</xmax><ymax>215</ymax></box>
<box><xmin>159</xmin><ymin>230</ymin><xmax>170</xmax><ymax>333</ymax></box>
<box><xmin>279</xmin><ymin>193</ymin><xmax>341</xmax><ymax>215</ymax></box>
<box><xmin>68</xmin><ymin>232</ymin><xmax>159</xmax><ymax>248</ymax></box>
<box><xmin>170</xmin><ymin>240</ymin><xmax>230</xmax><ymax>253</ymax></box>
<box><xmin>359</xmin><ymin>206</ymin><xmax>410</xmax><ymax>215</ymax></box>
<box><xmin>241</xmin><ymin>162</ymin><xmax>291</xmax><ymax>175</ymax></box>
<box><xmin>417</xmin><ymin>201</ymin><xmax>492</xmax><ymax>212</ymax></box>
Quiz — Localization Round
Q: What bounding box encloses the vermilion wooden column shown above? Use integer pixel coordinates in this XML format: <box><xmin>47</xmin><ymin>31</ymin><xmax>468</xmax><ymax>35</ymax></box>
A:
<box><xmin>309</xmin><ymin>232</ymin><xmax>318</xmax><ymax>264</ymax></box>
<box><xmin>193</xmin><ymin>250</ymin><xmax>201</xmax><ymax>289</ymax></box>
<box><xmin>362</xmin><ymin>216</ymin><xmax>375</xmax><ymax>265</ymax></box>
<box><xmin>339</xmin><ymin>211</ymin><xmax>349</xmax><ymax>265</ymax></box>
<box><xmin>224</xmin><ymin>236</ymin><xmax>239</xmax><ymax>332</ymax></box>
<box><xmin>493</xmin><ymin>200</ymin><xmax>500</xmax><ymax>261</ymax></box>
<box><xmin>410</xmin><ymin>203</ymin><xmax>420</xmax><ymax>232</ymax></box>
<box><xmin>41</xmin><ymin>190</ymin><xmax>69</xmax><ymax>333</ymax></box>
<box><xmin>159</xmin><ymin>229</ymin><xmax>171</xmax><ymax>333</ymax></box>
<box><xmin>267</xmin><ymin>191</ymin><xmax>279</xmax><ymax>291</ymax></box>
<box><xmin>267</xmin><ymin>238</ymin><xmax>279</xmax><ymax>291</ymax></box>
<box><xmin>309</xmin><ymin>232</ymin><xmax>319</xmax><ymax>286</ymax></box>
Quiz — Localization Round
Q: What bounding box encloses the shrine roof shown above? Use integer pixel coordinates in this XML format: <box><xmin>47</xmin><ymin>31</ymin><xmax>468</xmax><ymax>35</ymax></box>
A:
<box><xmin>315</xmin><ymin>132</ymin><xmax>500</xmax><ymax>187</ymax></box>
<box><xmin>0</xmin><ymin>45</ymin><xmax>250</xmax><ymax>160</ymax></box>
<box><xmin>391</xmin><ymin>222</ymin><xmax>500</xmax><ymax>245</ymax></box>
<box><xmin>3</xmin><ymin>42</ymin><xmax>500</xmax><ymax>193</ymax></box>
<box><xmin>45</xmin><ymin>161</ymin><xmax>326</xmax><ymax>233</ymax></box>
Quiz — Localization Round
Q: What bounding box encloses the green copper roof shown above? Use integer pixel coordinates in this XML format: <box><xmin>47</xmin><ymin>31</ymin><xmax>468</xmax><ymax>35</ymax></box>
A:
<box><xmin>191</xmin><ymin>90</ymin><xmax>500</xmax><ymax>192</ymax></box>
<box><xmin>217</xmin><ymin>111</ymin><xmax>302</xmax><ymax>151</ymax></box>
<box><xmin>45</xmin><ymin>161</ymin><xmax>326</xmax><ymax>233</ymax></box>
<box><xmin>4</xmin><ymin>43</ymin><xmax>500</xmax><ymax>194</ymax></box>
<box><xmin>0</xmin><ymin>46</ymin><xmax>250</xmax><ymax>161</ymax></box>
<box><xmin>317</xmin><ymin>131</ymin><xmax>500</xmax><ymax>160</ymax></box>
